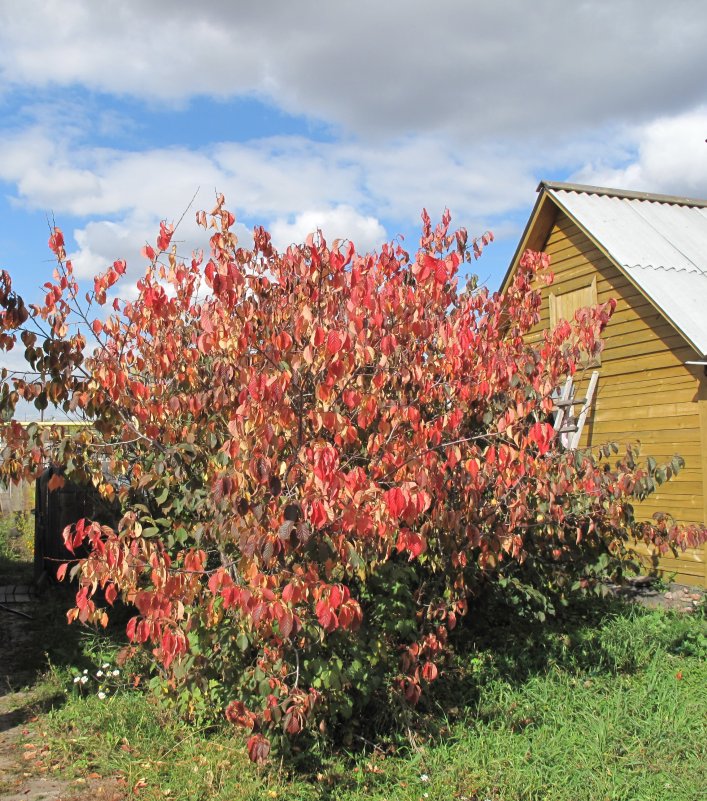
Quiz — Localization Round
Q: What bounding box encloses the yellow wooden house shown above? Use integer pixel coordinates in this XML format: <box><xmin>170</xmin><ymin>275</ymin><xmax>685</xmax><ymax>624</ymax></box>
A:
<box><xmin>501</xmin><ymin>181</ymin><xmax>707</xmax><ymax>587</ymax></box>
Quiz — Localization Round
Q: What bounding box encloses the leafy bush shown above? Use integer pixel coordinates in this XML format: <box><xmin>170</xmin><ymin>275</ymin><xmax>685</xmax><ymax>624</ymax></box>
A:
<box><xmin>1</xmin><ymin>198</ymin><xmax>705</xmax><ymax>760</ymax></box>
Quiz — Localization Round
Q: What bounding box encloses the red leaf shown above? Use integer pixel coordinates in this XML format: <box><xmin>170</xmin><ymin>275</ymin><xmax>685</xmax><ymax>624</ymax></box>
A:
<box><xmin>246</xmin><ymin>734</ymin><xmax>271</xmax><ymax>764</ymax></box>
<box><xmin>225</xmin><ymin>701</ymin><xmax>256</xmax><ymax>730</ymax></box>
<box><xmin>403</xmin><ymin>679</ymin><xmax>421</xmax><ymax>705</ymax></box>
<box><xmin>126</xmin><ymin>616</ymin><xmax>139</xmax><ymax>642</ymax></box>
<box><xmin>329</xmin><ymin>584</ymin><xmax>343</xmax><ymax>609</ymax></box>
<box><xmin>309</xmin><ymin>500</ymin><xmax>328</xmax><ymax>529</ymax></box>
<box><xmin>326</xmin><ymin>330</ymin><xmax>343</xmax><ymax>356</ymax></box>
<box><xmin>156</xmin><ymin>221</ymin><xmax>174</xmax><ymax>251</ymax></box>
<box><xmin>105</xmin><ymin>583</ymin><xmax>118</xmax><ymax>606</ymax></box>
<box><xmin>276</xmin><ymin>605</ymin><xmax>294</xmax><ymax>639</ymax></box>
<box><xmin>315</xmin><ymin>599</ymin><xmax>337</xmax><ymax>631</ymax></box>
<box><xmin>276</xmin><ymin>331</ymin><xmax>293</xmax><ymax>351</ymax></box>
<box><xmin>283</xmin><ymin>708</ymin><xmax>305</xmax><ymax>735</ymax></box>
<box><xmin>528</xmin><ymin>422</ymin><xmax>555</xmax><ymax>456</ymax></box>
<box><xmin>282</xmin><ymin>582</ymin><xmax>297</xmax><ymax>604</ymax></box>
<box><xmin>384</xmin><ymin>487</ymin><xmax>407</xmax><ymax>519</ymax></box>
<box><xmin>208</xmin><ymin>570</ymin><xmax>225</xmax><ymax>595</ymax></box>
<box><xmin>421</xmin><ymin>661</ymin><xmax>438</xmax><ymax>682</ymax></box>
<box><xmin>48</xmin><ymin>228</ymin><xmax>64</xmax><ymax>254</ymax></box>
<box><xmin>407</xmin><ymin>532</ymin><xmax>426</xmax><ymax>559</ymax></box>
<box><xmin>434</xmin><ymin>261</ymin><xmax>448</xmax><ymax>284</ymax></box>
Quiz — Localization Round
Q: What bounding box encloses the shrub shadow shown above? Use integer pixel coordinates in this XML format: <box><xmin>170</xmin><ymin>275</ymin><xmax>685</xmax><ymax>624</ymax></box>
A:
<box><xmin>0</xmin><ymin>561</ymin><xmax>132</xmax><ymax>704</ymax></box>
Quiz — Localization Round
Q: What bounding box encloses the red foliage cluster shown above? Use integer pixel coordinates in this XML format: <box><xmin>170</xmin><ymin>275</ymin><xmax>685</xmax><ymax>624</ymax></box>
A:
<box><xmin>1</xmin><ymin>196</ymin><xmax>704</xmax><ymax>760</ymax></box>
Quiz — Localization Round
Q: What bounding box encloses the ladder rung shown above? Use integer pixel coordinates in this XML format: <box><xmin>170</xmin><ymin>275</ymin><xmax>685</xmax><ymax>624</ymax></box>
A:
<box><xmin>554</xmin><ymin>398</ymin><xmax>586</xmax><ymax>407</ymax></box>
<box><xmin>557</xmin><ymin>426</ymin><xmax>578</xmax><ymax>434</ymax></box>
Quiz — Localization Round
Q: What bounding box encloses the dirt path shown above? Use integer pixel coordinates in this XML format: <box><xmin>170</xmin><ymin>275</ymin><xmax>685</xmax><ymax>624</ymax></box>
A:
<box><xmin>0</xmin><ymin>592</ymin><xmax>122</xmax><ymax>801</ymax></box>
<box><xmin>607</xmin><ymin>577</ymin><xmax>705</xmax><ymax>613</ymax></box>
<box><xmin>0</xmin><ymin>696</ymin><xmax>121</xmax><ymax>801</ymax></box>
<box><xmin>0</xmin><ymin>690</ymin><xmax>72</xmax><ymax>801</ymax></box>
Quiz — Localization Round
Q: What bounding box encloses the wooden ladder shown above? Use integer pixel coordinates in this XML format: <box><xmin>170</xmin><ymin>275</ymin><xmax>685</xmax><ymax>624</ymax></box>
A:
<box><xmin>553</xmin><ymin>371</ymin><xmax>599</xmax><ymax>449</ymax></box>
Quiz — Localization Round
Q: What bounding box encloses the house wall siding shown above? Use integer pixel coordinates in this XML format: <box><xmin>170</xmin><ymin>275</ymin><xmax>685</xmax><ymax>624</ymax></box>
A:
<box><xmin>527</xmin><ymin>209</ymin><xmax>706</xmax><ymax>586</ymax></box>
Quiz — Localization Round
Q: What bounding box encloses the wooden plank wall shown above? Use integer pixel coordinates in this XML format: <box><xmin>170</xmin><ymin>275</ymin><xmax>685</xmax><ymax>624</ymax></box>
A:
<box><xmin>527</xmin><ymin>209</ymin><xmax>706</xmax><ymax>586</ymax></box>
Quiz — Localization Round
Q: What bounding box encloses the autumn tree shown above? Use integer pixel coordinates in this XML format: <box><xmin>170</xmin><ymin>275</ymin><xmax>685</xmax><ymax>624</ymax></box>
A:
<box><xmin>1</xmin><ymin>197</ymin><xmax>704</xmax><ymax>760</ymax></box>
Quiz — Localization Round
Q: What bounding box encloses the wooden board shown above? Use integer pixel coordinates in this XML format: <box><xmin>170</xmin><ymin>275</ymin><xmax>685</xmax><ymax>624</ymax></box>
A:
<box><xmin>523</xmin><ymin>209</ymin><xmax>706</xmax><ymax>586</ymax></box>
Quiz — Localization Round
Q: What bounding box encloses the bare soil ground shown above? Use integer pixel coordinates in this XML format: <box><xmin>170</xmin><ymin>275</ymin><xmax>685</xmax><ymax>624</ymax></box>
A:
<box><xmin>607</xmin><ymin>577</ymin><xmax>705</xmax><ymax>613</ymax></box>
<box><xmin>0</xmin><ymin>591</ymin><xmax>122</xmax><ymax>801</ymax></box>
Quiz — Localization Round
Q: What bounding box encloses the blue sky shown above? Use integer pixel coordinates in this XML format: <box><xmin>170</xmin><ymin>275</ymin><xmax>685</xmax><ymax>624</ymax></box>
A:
<box><xmin>1</xmin><ymin>0</ymin><xmax>706</xmax><ymax>313</ymax></box>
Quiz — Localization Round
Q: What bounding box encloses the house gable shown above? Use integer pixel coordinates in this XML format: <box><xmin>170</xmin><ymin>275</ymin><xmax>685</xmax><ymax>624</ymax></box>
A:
<box><xmin>502</xmin><ymin>184</ymin><xmax>707</xmax><ymax>359</ymax></box>
<box><xmin>511</xmin><ymin>204</ymin><xmax>706</xmax><ymax>585</ymax></box>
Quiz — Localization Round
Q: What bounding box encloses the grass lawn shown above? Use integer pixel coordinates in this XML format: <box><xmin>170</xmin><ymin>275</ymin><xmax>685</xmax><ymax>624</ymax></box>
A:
<box><xmin>1</xmin><ymin>520</ymin><xmax>705</xmax><ymax>801</ymax></box>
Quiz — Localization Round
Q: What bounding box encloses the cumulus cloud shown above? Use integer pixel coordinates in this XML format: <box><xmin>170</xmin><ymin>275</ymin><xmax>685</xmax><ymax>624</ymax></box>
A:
<box><xmin>269</xmin><ymin>206</ymin><xmax>386</xmax><ymax>253</ymax></box>
<box><xmin>1</xmin><ymin>1</ymin><xmax>706</xmax><ymax>142</ymax></box>
<box><xmin>570</xmin><ymin>107</ymin><xmax>707</xmax><ymax>197</ymax></box>
<box><xmin>0</xmin><ymin>121</ymin><xmax>539</xmax><ymax>258</ymax></box>
<box><xmin>1</xmin><ymin>0</ymin><xmax>706</xmax><ymax>300</ymax></box>
<box><xmin>66</xmin><ymin>212</ymin><xmax>253</xmax><ymax>283</ymax></box>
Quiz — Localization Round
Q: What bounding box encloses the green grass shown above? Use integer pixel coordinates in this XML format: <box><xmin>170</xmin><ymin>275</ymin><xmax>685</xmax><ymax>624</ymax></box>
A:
<box><xmin>11</xmin><ymin>598</ymin><xmax>704</xmax><ymax>801</ymax></box>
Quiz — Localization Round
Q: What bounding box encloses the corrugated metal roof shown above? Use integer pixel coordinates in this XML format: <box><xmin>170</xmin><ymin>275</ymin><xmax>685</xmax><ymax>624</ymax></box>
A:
<box><xmin>546</xmin><ymin>185</ymin><xmax>707</xmax><ymax>356</ymax></box>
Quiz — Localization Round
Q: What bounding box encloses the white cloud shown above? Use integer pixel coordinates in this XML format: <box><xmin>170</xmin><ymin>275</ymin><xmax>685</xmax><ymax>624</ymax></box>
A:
<box><xmin>68</xmin><ymin>213</ymin><xmax>252</xmax><ymax>282</ymax></box>
<box><xmin>571</xmin><ymin>107</ymin><xmax>707</xmax><ymax>197</ymax></box>
<box><xmin>1</xmin><ymin>140</ymin><xmax>223</xmax><ymax>219</ymax></box>
<box><xmin>269</xmin><ymin>206</ymin><xmax>386</xmax><ymax>253</ymax></box>
<box><xmin>212</xmin><ymin>138</ymin><xmax>367</xmax><ymax>218</ymax></box>
<box><xmin>0</xmin><ymin>122</ymin><xmax>539</xmax><ymax>259</ymax></box>
<box><xmin>3</xmin><ymin>107</ymin><xmax>707</xmax><ymax>301</ymax></box>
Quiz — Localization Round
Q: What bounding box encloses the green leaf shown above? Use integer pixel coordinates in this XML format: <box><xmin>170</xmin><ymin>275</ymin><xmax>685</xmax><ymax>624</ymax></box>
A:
<box><xmin>154</xmin><ymin>486</ymin><xmax>170</xmax><ymax>505</ymax></box>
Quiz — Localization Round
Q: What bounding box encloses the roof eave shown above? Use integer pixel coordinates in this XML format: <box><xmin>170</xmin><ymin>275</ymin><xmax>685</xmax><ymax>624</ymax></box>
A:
<box><xmin>498</xmin><ymin>185</ymin><xmax>557</xmax><ymax>294</ymax></box>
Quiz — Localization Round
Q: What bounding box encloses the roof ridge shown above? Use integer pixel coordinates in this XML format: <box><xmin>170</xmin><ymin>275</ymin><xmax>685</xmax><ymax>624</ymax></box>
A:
<box><xmin>539</xmin><ymin>180</ymin><xmax>707</xmax><ymax>209</ymax></box>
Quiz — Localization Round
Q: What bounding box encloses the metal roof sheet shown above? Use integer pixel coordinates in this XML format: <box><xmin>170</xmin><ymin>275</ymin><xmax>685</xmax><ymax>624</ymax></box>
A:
<box><xmin>547</xmin><ymin>186</ymin><xmax>707</xmax><ymax>356</ymax></box>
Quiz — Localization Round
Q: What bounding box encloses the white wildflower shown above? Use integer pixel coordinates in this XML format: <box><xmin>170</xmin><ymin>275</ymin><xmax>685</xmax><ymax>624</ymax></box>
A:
<box><xmin>80</xmin><ymin>675</ymin><xmax>88</xmax><ymax>684</ymax></box>
<box><xmin>97</xmin><ymin>691</ymin><xmax>106</xmax><ymax>700</ymax></box>
<box><xmin>96</xmin><ymin>670</ymin><xmax>104</xmax><ymax>677</ymax></box>
<box><xmin>112</xmin><ymin>669</ymin><xmax>120</xmax><ymax>676</ymax></box>
<box><xmin>420</xmin><ymin>774</ymin><xmax>430</xmax><ymax>783</ymax></box>
<box><xmin>82</xmin><ymin>669</ymin><xmax>88</xmax><ymax>674</ymax></box>
<box><xmin>73</xmin><ymin>676</ymin><xmax>81</xmax><ymax>684</ymax></box>
<box><xmin>102</xmin><ymin>663</ymin><xmax>110</xmax><ymax>669</ymax></box>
